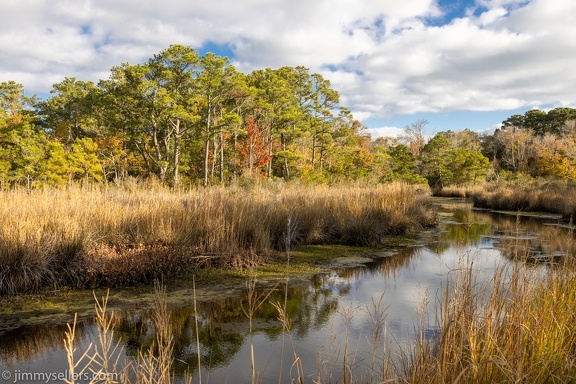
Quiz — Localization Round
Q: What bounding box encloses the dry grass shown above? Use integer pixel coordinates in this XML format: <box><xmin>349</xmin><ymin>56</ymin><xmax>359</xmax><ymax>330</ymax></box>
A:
<box><xmin>0</xmin><ymin>182</ymin><xmax>436</xmax><ymax>295</ymax></box>
<box><xmin>472</xmin><ymin>179</ymin><xmax>576</xmax><ymax>220</ymax></box>
<box><xmin>406</xmin><ymin>258</ymin><xmax>576</xmax><ymax>383</ymax></box>
<box><xmin>432</xmin><ymin>184</ymin><xmax>485</xmax><ymax>198</ymax></box>
<box><xmin>63</xmin><ymin>282</ymin><xmax>184</xmax><ymax>384</ymax></box>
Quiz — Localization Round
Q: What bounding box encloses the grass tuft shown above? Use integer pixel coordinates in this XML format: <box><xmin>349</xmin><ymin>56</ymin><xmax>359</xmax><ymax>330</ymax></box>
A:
<box><xmin>0</xmin><ymin>183</ymin><xmax>436</xmax><ymax>295</ymax></box>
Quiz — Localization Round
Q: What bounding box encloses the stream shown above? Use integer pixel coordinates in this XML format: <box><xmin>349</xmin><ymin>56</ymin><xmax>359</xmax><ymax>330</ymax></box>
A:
<box><xmin>0</xmin><ymin>198</ymin><xmax>572</xmax><ymax>383</ymax></box>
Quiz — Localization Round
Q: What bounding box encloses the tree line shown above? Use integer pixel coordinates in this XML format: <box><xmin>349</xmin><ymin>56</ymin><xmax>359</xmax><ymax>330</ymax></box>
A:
<box><xmin>1</xmin><ymin>44</ymin><xmax>575</xmax><ymax>190</ymax></box>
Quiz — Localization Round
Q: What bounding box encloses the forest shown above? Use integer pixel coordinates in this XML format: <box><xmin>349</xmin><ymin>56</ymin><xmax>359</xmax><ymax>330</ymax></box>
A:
<box><xmin>2</xmin><ymin>44</ymin><xmax>576</xmax><ymax>191</ymax></box>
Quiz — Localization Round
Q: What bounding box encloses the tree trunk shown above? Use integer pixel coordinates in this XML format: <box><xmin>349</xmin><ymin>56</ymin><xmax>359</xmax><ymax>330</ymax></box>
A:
<box><xmin>219</xmin><ymin>131</ymin><xmax>225</xmax><ymax>184</ymax></box>
<box><xmin>172</xmin><ymin>118</ymin><xmax>180</xmax><ymax>190</ymax></box>
<box><xmin>204</xmin><ymin>105</ymin><xmax>212</xmax><ymax>187</ymax></box>
<box><xmin>311</xmin><ymin>132</ymin><xmax>317</xmax><ymax>172</ymax></box>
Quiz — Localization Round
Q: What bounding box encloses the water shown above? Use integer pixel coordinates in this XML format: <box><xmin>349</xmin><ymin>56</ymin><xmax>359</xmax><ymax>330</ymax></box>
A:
<box><xmin>0</xmin><ymin>198</ymin><xmax>571</xmax><ymax>383</ymax></box>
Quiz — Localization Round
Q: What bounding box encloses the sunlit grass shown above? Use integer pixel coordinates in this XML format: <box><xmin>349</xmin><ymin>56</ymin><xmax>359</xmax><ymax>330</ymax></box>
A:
<box><xmin>0</xmin><ymin>182</ymin><xmax>436</xmax><ymax>295</ymax></box>
<box><xmin>407</xmin><ymin>259</ymin><xmax>576</xmax><ymax>383</ymax></box>
<box><xmin>472</xmin><ymin>179</ymin><xmax>576</xmax><ymax>221</ymax></box>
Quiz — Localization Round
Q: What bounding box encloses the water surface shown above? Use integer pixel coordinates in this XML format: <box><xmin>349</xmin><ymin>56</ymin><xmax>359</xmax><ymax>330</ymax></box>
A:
<box><xmin>1</xmin><ymin>199</ymin><xmax>571</xmax><ymax>383</ymax></box>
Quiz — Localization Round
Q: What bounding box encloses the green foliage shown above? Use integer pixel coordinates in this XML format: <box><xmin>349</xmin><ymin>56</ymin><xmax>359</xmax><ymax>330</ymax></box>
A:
<box><xmin>38</xmin><ymin>77</ymin><xmax>101</xmax><ymax>143</ymax></box>
<box><xmin>39</xmin><ymin>140</ymin><xmax>70</xmax><ymax>186</ymax></box>
<box><xmin>68</xmin><ymin>138</ymin><xmax>103</xmax><ymax>182</ymax></box>
<box><xmin>383</xmin><ymin>144</ymin><xmax>426</xmax><ymax>184</ymax></box>
<box><xmin>4</xmin><ymin>48</ymin><xmax>576</xmax><ymax>189</ymax></box>
<box><xmin>502</xmin><ymin>107</ymin><xmax>576</xmax><ymax>135</ymax></box>
<box><xmin>421</xmin><ymin>132</ymin><xmax>490</xmax><ymax>191</ymax></box>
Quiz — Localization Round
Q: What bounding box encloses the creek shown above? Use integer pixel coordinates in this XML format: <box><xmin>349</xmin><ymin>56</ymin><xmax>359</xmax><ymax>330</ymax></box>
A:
<box><xmin>0</xmin><ymin>198</ymin><xmax>572</xmax><ymax>383</ymax></box>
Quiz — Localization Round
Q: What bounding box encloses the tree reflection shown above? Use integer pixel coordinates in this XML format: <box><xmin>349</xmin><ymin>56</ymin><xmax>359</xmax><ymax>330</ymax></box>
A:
<box><xmin>4</xmin><ymin>202</ymin><xmax>576</xmax><ymax>379</ymax></box>
<box><xmin>428</xmin><ymin>208</ymin><xmax>492</xmax><ymax>254</ymax></box>
<box><xmin>0</xmin><ymin>323</ymin><xmax>85</xmax><ymax>366</ymax></box>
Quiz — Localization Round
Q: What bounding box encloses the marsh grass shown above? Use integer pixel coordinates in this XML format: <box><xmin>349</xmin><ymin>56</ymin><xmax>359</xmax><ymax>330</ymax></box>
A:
<box><xmin>405</xmin><ymin>258</ymin><xmax>576</xmax><ymax>383</ymax></box>
<box><xmin>472</xmin><ymin>179</ymin><xmax>576</xmax><ymax>221</ymax></box>
<box><xmin>63</xmin><ymin>281</ymin><xmax>189</xmax><ymax>384</ymax></box>
<box><xmin>0</xmin><ymin>182</ymin><xmax>436</xmax><ymax>295</ymax></box>
<box><xmin>432</xmin><ymin>184</ymin><xmax>485</xmax><ymax>198</ymax></box>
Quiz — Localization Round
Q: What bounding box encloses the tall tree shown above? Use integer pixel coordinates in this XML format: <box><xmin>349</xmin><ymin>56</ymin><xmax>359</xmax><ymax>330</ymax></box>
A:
<box><xmin>38</xmin><ymin>77</ymin><xmax>100</xmax><ymax>144</ymax></box>
<box><xmin>0</xmin><ymin>81</ymin><xmax>45</xmax><ymax>188</ymax></box>
<box><xmin>149</xmin><ymin>45</ymin><xmax>200</xmax><ymax>188</ymax></box>
<box><xmin>309</xmin><ymin>73</ymin><xmax>339</xmax><ymax>173</ymax></box>
<box><xmin>101</xmin><ymin>45</ymin><xmax>201</xmax><ymax>185</ymax></box>
<box><xmin>400</xmin><ymin>119</ymin><xmax>428</xmax><ymax>157</ymax></box>
<box><xmin>249</xmin><ymin>68</ymin><xmax>301</xmax><ymax>178</ymax></box>
<box><xmin>195</xmin><ymin>53</ymin><xmax>238</xmax><ymax>186</ymax></box>
<box><xmin>421</xmin><ymin>131</ymin><xmax>489</xmax><ymax>190</ymax></box>
<box><xmin>493</xmin><ymin>127</ymin><xmax>532</xmax><ymax>173</ymax></box>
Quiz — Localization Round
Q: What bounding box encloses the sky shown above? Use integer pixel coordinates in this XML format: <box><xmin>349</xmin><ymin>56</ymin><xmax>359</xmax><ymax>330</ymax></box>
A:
<box><xmin>1</xmin><ymin>0</ymin><xmax>575</xmax><ymax>138</ymax></box>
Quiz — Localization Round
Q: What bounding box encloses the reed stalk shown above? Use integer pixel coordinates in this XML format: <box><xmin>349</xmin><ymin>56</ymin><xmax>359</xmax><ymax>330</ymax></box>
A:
<box><xmin>0</xmin><ymin>182</ymin><xmax>435</xmax><ymax>295</ymax></box>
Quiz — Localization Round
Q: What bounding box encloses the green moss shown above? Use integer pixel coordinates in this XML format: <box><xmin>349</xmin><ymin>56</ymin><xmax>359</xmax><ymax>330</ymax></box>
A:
<box><xmin>289</xmin><ymin>244</ymin><xmax>374</xmax><ymax>262</ymax></box>
<box><xmin>492</xmin><ymin>210</ymin><xmax>563</xmax><ymax>220</ymax></box>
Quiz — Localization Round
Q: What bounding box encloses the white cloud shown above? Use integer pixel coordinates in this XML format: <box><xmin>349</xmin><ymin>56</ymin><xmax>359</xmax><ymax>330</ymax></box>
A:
<box><xmin>367</xmin><ymin>126</ymin><xmax>404</xmax><ymax>139</ymax></box>
<box><xmin>0</xmin><ymin>0</ymin><xmax>574</xmax><ymax>126</ymax></box>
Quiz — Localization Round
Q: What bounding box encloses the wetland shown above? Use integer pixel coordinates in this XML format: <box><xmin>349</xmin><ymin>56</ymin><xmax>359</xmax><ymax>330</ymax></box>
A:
<box><xmin>2</xmin><ymin>197</ymin><xmax>575</xmax><ymax>383</ymax></box>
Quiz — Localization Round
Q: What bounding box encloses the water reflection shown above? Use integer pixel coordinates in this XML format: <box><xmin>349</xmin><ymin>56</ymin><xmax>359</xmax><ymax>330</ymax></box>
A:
<box><xmin>1</xmin><ymin>198</ymin><xmax>575</xmax><ymax>382</ymax></box>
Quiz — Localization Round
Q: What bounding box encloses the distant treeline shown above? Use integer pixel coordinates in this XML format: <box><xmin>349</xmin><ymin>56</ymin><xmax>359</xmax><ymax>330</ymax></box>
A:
<box><xmin>1</xmin><ymin>44</ymin><xmax>576</xmax><ymax>189</ymax></box>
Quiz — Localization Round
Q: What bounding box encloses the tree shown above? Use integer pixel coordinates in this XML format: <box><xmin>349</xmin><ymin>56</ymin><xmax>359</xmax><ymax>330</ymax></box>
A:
<box><xmin>502</xmin><ymin>107</ymin><xmax>576</xmax><ymax>136</ymax></box>
<box><xmin>0</xmin><ymin>81</ymin><xmax>35</xmax><ymax>120</ymax></box>
<box><xmin>68</xmin><ymin>138</ymin><xmax>103</xmax><ymax>182</ymax></box>
<box><xmin>324</xmin><ymin>109</ymin><xmax>374</xmax><ymax>180</ymax></box>
<box><xmin>384</xmin><ymin>144</ymin><xmax>426</xmax><ymax>184</ymax></box>
<box><xmin>101</xmin><ymin>45</ymin><xmax>201</xmax><ymax>185</ymax></box>
<box><xmin>400</xmin><ymin>119</ymin><xmax>427</xmax><ymax>157</ymax></box>
<box><xmin>493</xmin><ymin>127</ymin><xmax>532</xmax><ymax>172</ymax></box>
<box><xmin>308</xmin><ymin>72</ymin><xmax>339</xmax><ymax>173</ymax></box>
<box><xmin>421</xmin><ymin>131</ymin><xmax>490</xmax><ymax>190</ymax></box>
<box><xmin>149</xmin><ymin>45</ymin><xmax>201</xmax><ymax>188</ymax></box>
<box><xmin>195</xmin><ymin>53</ymin><xmax>238</xmax><ymax>186</ymax></box>
<box><xmin>240</xmin><ymin>115</ymin><xmax>270</xmax><ymax>175</ymax></box>
<box><xmin>0</xmin><ymin>81</ymin><xmax>45</xmax><ymax>188</ymax></box>
<box><xmin>38</xmin><ymin>77</ymin><xmax>101</xmax><ymax>144</ymax></box>
<box><xmin>38</xmin><ymin>141</ymin><xmax>70</xmax><ymax>186</ymax></box>
<box><xmin>248</xmin><ymin>68</ymin><xmax>301</xmax><ymax>179</ymax></box>
<box><xmin>420</xmin><ymin>133</ymin><xmax>453</xmax><ymax>190</ymax></box>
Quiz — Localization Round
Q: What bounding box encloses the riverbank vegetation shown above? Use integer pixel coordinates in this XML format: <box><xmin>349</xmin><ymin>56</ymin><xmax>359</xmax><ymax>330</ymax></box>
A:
<box><xmin>407</xmin><ymin>259</ymin><xmax>576</xmax><ymax>383</ymax></box>
<box><xmin>6</xmin><ymin>44</ymin><xmax>575</xmax><ymax>192</ymax></box>
<box><xmin>2</xmin><ymin>47</ymin><xmax>576</xmax><ymax>224</ymax></box>
<box><xmin>0</xmin><ymin>182</ymin><xmax>436</xmax><ymax>295</ymax></box>
<box><xmin>59</xmin><ymin>258</ymin><xmax>576</xmax><ymax>383</ymax></box>
<box><xmin>472</xmin><ymin>178</ymin><xmax>576</xmax><ymax>221</ymax></box>
<box><xmin>2</xmin><ymin>44</ymin><xmax>576</xmax><ymax>218</ymax></box>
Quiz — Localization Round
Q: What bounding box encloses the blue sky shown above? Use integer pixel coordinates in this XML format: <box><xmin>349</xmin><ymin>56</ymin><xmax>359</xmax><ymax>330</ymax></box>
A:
<box><xmin>1</xmin><ymin>0</ymin><xmax>574</xmax><ymax>139</ymax></box>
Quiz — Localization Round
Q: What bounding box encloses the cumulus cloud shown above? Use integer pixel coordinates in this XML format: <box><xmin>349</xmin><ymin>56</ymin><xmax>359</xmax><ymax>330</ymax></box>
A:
<box><xmin>0</xmin><ymin>0</ymin><xmax>574</xmax><ymax>124</ymax></box>
<box><xmin>367</xmin><ymin>126</ymin><xmax>405</xmax><ymax>139</ymax></box>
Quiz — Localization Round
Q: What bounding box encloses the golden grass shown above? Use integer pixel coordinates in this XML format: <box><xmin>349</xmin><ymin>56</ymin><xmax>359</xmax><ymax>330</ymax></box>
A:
<box><xmin>432</xmin><ymin>184</ymin><xmax>486</xmax><ymax>198</ymax></box>
<box><xmin>472</xmin><ymin>179</ymin><xmax>576</xmax><ymax>220</ymax></box>
<box><xmin>0</xmin><ymin>182</ymin><xmax>436</xmax><ymax>295</ymax></box>
<box><xmin>64</xmin><ymin>282</ymin><xmax>185</xmax><ymax>384</ymax></box>
<box><xmin>406</xmin><ymin>259</ymin><xmax>576</xmax><ymax>383</ymax></box>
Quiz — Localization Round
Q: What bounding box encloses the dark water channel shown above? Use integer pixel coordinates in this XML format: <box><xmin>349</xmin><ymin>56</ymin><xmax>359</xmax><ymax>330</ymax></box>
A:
<box><xmin>1</xmin><ymin>198</ymin><xmax>573</xmax><ymax>383</ymax></box>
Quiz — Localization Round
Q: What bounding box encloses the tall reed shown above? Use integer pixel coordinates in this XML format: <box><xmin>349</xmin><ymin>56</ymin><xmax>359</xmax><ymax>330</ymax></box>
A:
<box><xmin>406</xmin><ymin>258</ymin><xmax>576</xmax><ymax>383</ymax></box>
<box><xmin>63</xmin><ymin>282</ymin><xmax>181</xmax><ymax>384</ymax></box>
<box><xmin>472</xmin><ymin>179</ymin><xmax>576</xmax><ymax>220</ymax></box>
<box><xmin>0</xmin><ymin>183</ymin><xmax>435</xmax><ymax>295</ymax></box>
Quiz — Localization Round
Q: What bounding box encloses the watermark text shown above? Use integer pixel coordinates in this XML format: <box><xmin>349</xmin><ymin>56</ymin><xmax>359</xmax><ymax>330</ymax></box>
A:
<box><xmin>1</xmin><ymin>369</ymin><xmax>118</xmax><ymax>383</ymax></box>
